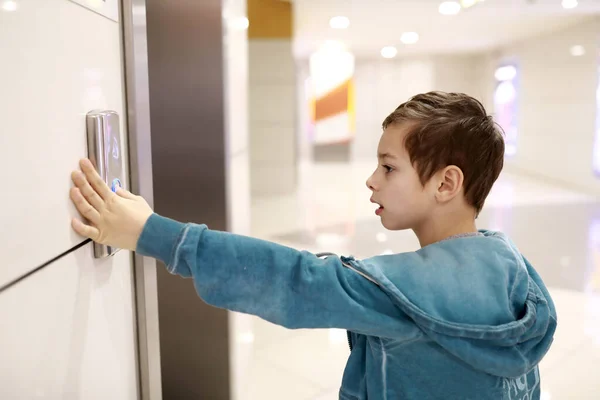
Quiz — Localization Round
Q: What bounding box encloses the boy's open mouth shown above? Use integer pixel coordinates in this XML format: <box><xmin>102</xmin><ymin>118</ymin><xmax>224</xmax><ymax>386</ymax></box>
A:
<box><xmin>371</xmin><ymin>198</ymin><xmax>384</xmax><ymax>215</ymax></box>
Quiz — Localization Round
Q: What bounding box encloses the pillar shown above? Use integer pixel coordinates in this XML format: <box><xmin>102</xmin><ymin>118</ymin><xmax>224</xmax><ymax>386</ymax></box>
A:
<box><xmin>247</xmin><ymin>0</ymin><xmax>297</xmax><ymax>196</ymax></box>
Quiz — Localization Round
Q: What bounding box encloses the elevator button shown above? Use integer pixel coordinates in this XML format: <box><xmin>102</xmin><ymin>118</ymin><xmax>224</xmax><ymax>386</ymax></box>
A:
<box><xmin>111</xmin><ymin>178</ymin><xmax>122</xmax><ymax>193</ymax></box>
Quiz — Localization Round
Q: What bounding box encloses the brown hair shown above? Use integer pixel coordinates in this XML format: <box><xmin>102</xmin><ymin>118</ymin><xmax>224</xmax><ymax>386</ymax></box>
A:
<box><xmin>382</xmin><ymin>91</ymin><xmax>505</xmax><ymax>213</ymax></box>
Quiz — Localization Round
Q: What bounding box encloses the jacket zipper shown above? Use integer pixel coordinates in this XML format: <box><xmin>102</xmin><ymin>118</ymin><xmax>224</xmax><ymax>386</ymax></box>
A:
<box><xmin>316</xmin><ymin>253</ymin><xmax>372</xmax><ymax>353</ymax></box>
<box><xmin>341</xmin><ymin>260</ymin><xmax>380</xmax><ymax>286</ymax></box>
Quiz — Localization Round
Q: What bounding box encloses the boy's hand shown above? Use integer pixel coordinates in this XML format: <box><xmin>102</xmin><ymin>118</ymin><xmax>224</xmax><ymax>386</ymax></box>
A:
<box><xmin>70</xmin><ymin>158</ymin><xmax>153</xmax><ymax>251</ymax></box>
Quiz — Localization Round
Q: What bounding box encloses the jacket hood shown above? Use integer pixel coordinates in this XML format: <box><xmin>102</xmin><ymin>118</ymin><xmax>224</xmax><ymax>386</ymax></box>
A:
<box><xmin>343</xmin><ymin>231</ymin><xmax>557</xmax><ymax>378</ymax></box>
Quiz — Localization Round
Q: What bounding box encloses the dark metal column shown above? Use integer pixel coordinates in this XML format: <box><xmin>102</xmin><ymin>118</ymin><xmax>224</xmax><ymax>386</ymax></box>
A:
<box><xmin>146</xmin><ymin>1</ymin><xmax>231</xmax><ymax>398</ymax></box>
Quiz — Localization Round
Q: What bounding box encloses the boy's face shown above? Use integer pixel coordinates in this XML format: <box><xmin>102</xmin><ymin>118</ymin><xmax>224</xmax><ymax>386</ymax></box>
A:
<box><xmin>367</xmin><ymin>123</ymin><xmax>436</xmax><ymax>231</ymax></box>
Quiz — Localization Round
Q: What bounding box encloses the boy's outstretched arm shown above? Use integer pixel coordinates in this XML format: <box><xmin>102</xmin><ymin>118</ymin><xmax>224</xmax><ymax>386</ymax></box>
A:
<box><xmin>136</xmin><ymin>213</ymin><xmax>413</xmax><ymax>336</ymax></box>
<box><xmin>69</xmin><ymin>159</ymin><xmax>416</xmax><ymax>338</ymax></box>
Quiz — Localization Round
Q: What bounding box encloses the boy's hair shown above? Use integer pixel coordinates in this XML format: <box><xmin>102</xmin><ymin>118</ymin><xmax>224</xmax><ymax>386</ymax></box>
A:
<box><xmin>382</xmin><ymin>91</ymin><xmax>505</xmax><ymax>213</ymax></box>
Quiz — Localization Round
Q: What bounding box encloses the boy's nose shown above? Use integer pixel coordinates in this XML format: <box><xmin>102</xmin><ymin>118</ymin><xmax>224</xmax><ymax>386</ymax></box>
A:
<box><xmin>366</xmin><ymin>174</ymin><xmax>376</xmax><ymax>191</ymax></box>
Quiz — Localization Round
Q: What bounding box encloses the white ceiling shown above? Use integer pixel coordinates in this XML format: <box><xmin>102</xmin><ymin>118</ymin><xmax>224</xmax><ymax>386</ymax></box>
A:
<box><xmin>291</xmin><ymin>0</ymin><xmax>600</xmax><ymax>58</ymax></box>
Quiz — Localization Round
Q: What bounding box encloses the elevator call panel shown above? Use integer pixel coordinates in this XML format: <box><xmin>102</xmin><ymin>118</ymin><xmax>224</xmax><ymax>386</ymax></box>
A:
<box><xmin>86</xmin><ymin>110</ymin><xmax>124</xmax><ymax>259</ymax></box>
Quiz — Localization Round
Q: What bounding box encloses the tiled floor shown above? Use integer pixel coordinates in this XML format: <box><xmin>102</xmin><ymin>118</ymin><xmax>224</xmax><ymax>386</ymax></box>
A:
<box><xmin>230</xmin><ymin>161</ymin><xmax>600</xmax><ymax>400</ymax></box>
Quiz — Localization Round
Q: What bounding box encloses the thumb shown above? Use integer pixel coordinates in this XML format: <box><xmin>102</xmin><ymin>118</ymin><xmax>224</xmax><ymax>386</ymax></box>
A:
<box><xmin>116</xmin><ymin>187</ymin><xmax>137</xmax><ymax>200</ymax></box>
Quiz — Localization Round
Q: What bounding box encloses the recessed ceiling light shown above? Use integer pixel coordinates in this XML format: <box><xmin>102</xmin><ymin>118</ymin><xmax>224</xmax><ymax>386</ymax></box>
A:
<box><xmin>570</xmin><ymin>45</ymin><xmax>585</xmax><ymax>56</ymax></box>
<box><xmin>562</xmin><ymin>0</ymin><xmax>578</xmax><ymax>9</ymax></box>
<box><xmin>329</xmin><ymin>16</ymin><xmax>350</xmax><ymax>29</ymax></box>
<box><xmin>439</xmin><ymin>1</ymin><xmax>461</xmax><ymax>15</ymax></box>
<box><xmin>2</xmin><ymin>1</ymin><xmax>17</xmax><ymax>11</ymax></box>
<box><xmin>400</xmin><ymin>32</ymin><xmax>419</xmax><ymax>45</ymax></box>
<box><xmin>381</xmin><ymin>46</ymin><xmax>398</xmax><ymax>59</ymax></box>
<box><xmin>460</xmin><ymin>0</ymin><xmax>478</xmax><ymax>8</ymax></box>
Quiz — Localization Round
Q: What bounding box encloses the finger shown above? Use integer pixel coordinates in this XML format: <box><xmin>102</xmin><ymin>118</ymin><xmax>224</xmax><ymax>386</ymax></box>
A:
<box><xmin>116</xmin><ymin>187</ymin><xmax>137</xmax><ymax>200</ymax></box>
<box><xmin>71</xmin><ymin>171</ymin><xmax>104</xmax><ymax>211</ymax></box>
<box><xmin>72</xmin><ymin>218</ymin><xmax>100</xmax><ymax>241</ymax></box>
<box><xmin>70</xmin><ymin>187</ymin><xmax>101</xmax><ymax>223</ymax></box>
<box><xmin>80</xmin><ymin>159</ymin><xmax>113</xmax><ymax>201</ymax></box>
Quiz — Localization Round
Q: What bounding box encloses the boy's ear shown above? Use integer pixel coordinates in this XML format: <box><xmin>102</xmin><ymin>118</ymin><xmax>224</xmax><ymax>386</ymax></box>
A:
<box><xmin>435</xmin><ymin>166</ymin><xmax>464</xmax><ymax>203</ymax></box>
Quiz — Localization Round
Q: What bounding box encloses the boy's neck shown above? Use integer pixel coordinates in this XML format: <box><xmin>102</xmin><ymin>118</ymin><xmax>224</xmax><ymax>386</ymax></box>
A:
<box><xmin>413</xmin><ymin>215</ymin><xmax>478</xmax><ymax>248</ymax></box>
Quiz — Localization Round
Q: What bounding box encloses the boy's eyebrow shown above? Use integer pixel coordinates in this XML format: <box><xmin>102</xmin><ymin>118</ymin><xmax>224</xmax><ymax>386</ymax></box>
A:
<box><xmin>378</xmin><ymin>152</ymin><xmax>397</xmax><ymax>160</ymax></box>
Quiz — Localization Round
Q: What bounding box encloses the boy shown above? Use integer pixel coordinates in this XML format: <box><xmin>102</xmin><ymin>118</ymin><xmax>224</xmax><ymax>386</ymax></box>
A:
<box><xmin>70</xmin><ymin>91</ymin><xmax>556</xmax><ymax>400</ymax></box>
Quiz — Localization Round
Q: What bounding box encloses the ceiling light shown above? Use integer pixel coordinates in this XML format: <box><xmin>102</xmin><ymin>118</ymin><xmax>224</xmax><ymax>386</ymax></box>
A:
<box><xmin>400</xmin><ymin>32</ymin><xmax>419</xmax><ymax>45</ymax></box>
<box><xmin>570</xmin><ymin>45</ymin><xmax>585</xmax><ymax>56</ymax></box>
<box><xmin>439</xmin><ymin>1</ymin><xmax>461</xmax><ymax>15</ymax></box>
<box><xmin>460</xmin><ymin>0</ymin><xmax>478</xmax><ymax>8</ymax></box>
<box><xmin>329</xmin><ymin>16</ymin><xmax>350</xmax><ymax>29</ymax></box>
<box><xmin>494</xmin><ymin>65</ymin><xmax>517</xmax><ymax>81</ymax></box>
<box><xmin>562</xmin><ymin>0</ymin><xmax>578</xmax><ymax>9</ymax></box>
<box><xmin>381</xmin><ymin>46</ymin><xmax>398</xmax><ymax>59</ymax></box>
<box><xmin>2</xmin><ymin>1</ymin><xmax>17</xmax><ymax>11</ymax></box>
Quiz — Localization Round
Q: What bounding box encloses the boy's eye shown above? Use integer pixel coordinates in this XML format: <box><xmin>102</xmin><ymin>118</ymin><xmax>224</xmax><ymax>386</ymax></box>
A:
<box><xmin>383</xmin><ymin>165</ymin><xmax>394</xmax><ymax>173</ymax></box>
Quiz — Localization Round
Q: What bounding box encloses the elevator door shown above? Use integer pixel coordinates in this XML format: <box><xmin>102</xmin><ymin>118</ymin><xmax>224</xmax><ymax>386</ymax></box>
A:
<box><xmin>0</xmin><ymin>1</ymin><xmax>138</xmax><ymax>398</ymax></box>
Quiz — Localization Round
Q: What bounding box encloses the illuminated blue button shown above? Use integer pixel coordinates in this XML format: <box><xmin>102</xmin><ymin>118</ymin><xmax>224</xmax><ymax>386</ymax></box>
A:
<box><xmin>111</xmin><ymin>178</ymin><xmax>122</xmax><ymax>193</ymax></box>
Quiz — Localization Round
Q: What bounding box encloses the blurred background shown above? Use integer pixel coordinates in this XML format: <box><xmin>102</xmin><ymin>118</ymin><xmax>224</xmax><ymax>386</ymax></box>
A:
<box><xmin>245</xmin><ymin>2</ymin><xmax>600</xmax><ymax>399</ymax></box>
<box><xmin>1</xmin><ymin>0</ymin><xmax>599</xmax><ymax>399</ymax></box>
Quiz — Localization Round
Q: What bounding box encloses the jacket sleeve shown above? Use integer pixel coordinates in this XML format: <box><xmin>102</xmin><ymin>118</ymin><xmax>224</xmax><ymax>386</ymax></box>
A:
<box><xmin>136</xmin><ymin>214</ymin><xmax>421</xmax><ymax>339</ymax></box>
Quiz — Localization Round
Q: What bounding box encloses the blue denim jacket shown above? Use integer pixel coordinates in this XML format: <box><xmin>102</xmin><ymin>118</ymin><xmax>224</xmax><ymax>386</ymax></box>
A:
<box><xmin>137</xmin><ymin>214</ymin><xmax>557</xmax><ymax>400</ymax></box>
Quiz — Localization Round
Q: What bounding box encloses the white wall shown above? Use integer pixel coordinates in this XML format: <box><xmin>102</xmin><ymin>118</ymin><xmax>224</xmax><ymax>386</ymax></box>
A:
<box><xmin>249</xmin><ymin>40</ymin><xmax>297</xmax><ymax>196</ymax></box>
<box><xmin>0</xmin><ymin>244</ymin><xmax>138</xmax><ymax>399</ymax></box>
<box><xmin>347</xmin><ymin>16</ymin><xmax>600</xmax><ymax>192</ymax></box>
<box><xmin>490</xmin><ymin>17</ymin><xmax>600</xmax><ymax>194</ymax></box>
<box><xmin>350</xmin><ymin>55</ymin><xmax>487</xmax><ymax>161</ymax></box>
<box><xmin>0</xmin><ymin>1</ymin><xmax>138</xmax><ymax>398</ymax></box>
<box><xmin>221</xmin><ymin>1</ymin><xmax>254</xmax><ymax>399</ymax></box>
<box><xmin>431</xmin><ymin>54</ymin><xmax>488</xmax><ymax>99</ymax></box>
<box><xmin>296</xmin><ymin>61</ymin><xmax>312</xmax><ymax>164</ymax></box>
<box><xmin>223</xmin><ymin>0</ymin><xmax>251</xmax><ymax>236</ymax></box>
